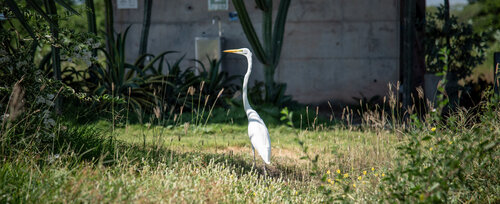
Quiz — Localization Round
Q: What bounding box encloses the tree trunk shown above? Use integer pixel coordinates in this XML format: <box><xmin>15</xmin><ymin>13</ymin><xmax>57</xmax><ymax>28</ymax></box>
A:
<box><xmin>445</xmin><ymin>71</ymin><xmax>459</xmax><ymax>112</ymax></box>
<box><xmin>401</xmin><ymin>0</ymin><xmax>415</xmax><ymax>110</ymax></box>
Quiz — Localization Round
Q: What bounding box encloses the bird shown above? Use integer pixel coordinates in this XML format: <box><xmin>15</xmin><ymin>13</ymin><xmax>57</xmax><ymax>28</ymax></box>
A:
<box><xmin>223</xmin><ymin>48</ymin><xmax>271</xmax><ymax>171</ymax></box>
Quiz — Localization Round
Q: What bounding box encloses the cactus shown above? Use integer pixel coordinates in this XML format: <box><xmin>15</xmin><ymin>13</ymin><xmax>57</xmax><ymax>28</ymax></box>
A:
<box><xmin>232</xmin><ymin>0</ymin><xmax>291</xmax><ymax>103</ymax></box>
<box><xmin>104</xmin><ymin>0</ymin><xmax>115</xmax><ymax>60</ymax></box>
<box><xmin>138</xmin><ymin>0</ymin><xmax>153</xmax><ymax>67</ymax></box>
<box><xmin>86</xmin><ymin>0</ymin><xmax>97</xmax><ymax>56</ymax></box>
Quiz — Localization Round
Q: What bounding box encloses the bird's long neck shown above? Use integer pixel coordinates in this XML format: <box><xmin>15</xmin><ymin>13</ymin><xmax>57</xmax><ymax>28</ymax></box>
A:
<box><xmin>242</xmin><ymin>54</ymin><xmax>252</xmax><ymax>112</ymax></box>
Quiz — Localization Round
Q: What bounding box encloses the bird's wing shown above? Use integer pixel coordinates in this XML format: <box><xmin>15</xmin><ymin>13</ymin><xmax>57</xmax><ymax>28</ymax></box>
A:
<box><xmin>247</xmin><ymin>111</ymin><xmax>271</xmax><ymax>164</ymax></box>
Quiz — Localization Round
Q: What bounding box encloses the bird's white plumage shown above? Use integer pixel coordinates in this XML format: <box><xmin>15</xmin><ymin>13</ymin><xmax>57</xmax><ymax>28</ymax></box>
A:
<box><xmin>223</xmin><ymin>48</ymin><xmax>271</xmax><ymax>165</ymax></box>
<box><xmin>247</xmin><ymin>109</ymin><xmax>271</xmax><ymax>164</ymax></box>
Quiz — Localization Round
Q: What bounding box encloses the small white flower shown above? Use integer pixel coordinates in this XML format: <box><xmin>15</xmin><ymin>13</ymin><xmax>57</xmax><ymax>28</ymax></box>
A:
<box><xmin>48</xmin><ymin>153</ymin><xmax>60</xmax><ymax>163</ymax></box>
<box><xmin>83</xmin><ymin>50</ymin><xmax>91</xmax><ymax>58</ymax></box>
<box><xmin>92</xmin><ymin>42</ymin><xmax>101</xmax><ymax>49</ymax></box>
<box><xmin>46</xmin><ymin>100</ymin><xmax>55</xmax><ymax>107</ymax></box>
<box><xmin>1</xmin><ymin>114</ymin><xmax>9</xmax><ymax>121</ymax></box>
<box><xmin>44</xmin><ymin>118</ymin><xmax>56</xmax><ymax>128</ymax></box>
<box><xmin>36</xmin><ymin>96</ymin><xmax>46</xmax><ymax>104</ymax></box>
<box><xmin>43</xmin><ymin>109</ymin><xmax>50</xmax><ymax>116</ymax></box>
<box><xmin>0</xmin><ymin>56</ymin><xmax>9</xmax><ymax>63</ymax></box>
<box><xmin>16</xmin><ymin>61</ymin><xmax>28</xmax><ymax>67</ymax></box>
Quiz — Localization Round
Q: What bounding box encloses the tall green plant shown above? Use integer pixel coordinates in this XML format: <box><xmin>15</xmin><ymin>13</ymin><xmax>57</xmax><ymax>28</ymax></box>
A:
<box><xmin>86</xmin><ymin>0</ymin><xmax>97</xmax><ymax>55</ymax></box>
<box><xmin>232</xmin><ymin>0</ymin><xmax>291</xmax><ymax>103</ymax></box>
<box><xmin>4</xmin><ymin>0</ymin><xmax>79</xmax><ymax>61</ymax></box>
<box><xmin>44</xmin><ymin>0</ymin><xmax>63</xmax><ymax>113</ymax></box>
<box><xmin>194</xmin><ymin>57</ymin><xmax>241</xmax><ymax>103</ymax></box>
<box><xmin>104</xmin><ymin>0</ymin><xmax>115</xmax><ymax>59</ymax></box>
<box><xmin>92</xmin><ymin>26</ymin><xmax>180</xmax><ymax>110</ymax></box>
<box><xmin>425</xmin><ymin>1</ymin><xmax>487</xmax><ymax>109</ymax></box>
<box><xmin>138</xmin><ymin>0</ymin><xmax>152</xmax><ymax>67</ymax></box>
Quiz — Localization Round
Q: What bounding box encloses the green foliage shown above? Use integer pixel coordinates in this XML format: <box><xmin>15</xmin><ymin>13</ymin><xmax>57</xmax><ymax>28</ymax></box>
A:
<box><xmin>231</xmin><ymin>0</ymin><xmax>292</xmax><ymax>104</ymax></box>
<box><xmin>195</xmin><ymin>57</ymin><xmax>240</xmax><ymax>101</ymax></box>
<box><xmin>280</xmin><ymin>107</ymin><xmax>293</xmax><ymax>127</ymax></box>
<box><xmin>138</xmin><ymin>0</ymin><xmax>152</xmax><ymax>64</ymax></box>
<box><xmin>380</xmin><ymin>98</ymin><xmax>499</xmax><ymax>203</ymax></box>
<box><xmin>242</xmin><ymin>80</ymin><xmax>292</xmax><ymax>108</ymax></box>
<box><xmin>352</xmin><ymin>93</ymin><xmax>381</xmax><ymax>111</ymax></box>
<box><xmin>54</xmin><ymin>126</ymin><xmax>114</xmax><ymax>161</ymax></box>
<box><xmin>90</xmin><ymin>26</ymin><xmax>183</xmax><ymax>111</ymax></box>
<box><xmin>469</xmin><ymin>0</ymin><xmax>500</xmax><ymax>37</ymax></box>
<box><xmin>92</xmin><ymin>26</ymin><xmax>154</xmax><ymax>109</ymax></box>
<box><xmin>3</xmin><ymin>0</ymin><xmax>80</xmax><ymax>58</ymax></box>
<box><xmin>425</xmin><ymin>3</ymin><xmax>487</xmax><ymax>79</ymax></box>
<box><xmin>156</xmin><ymin>54</ymin><xmax>198</xmax><ymax>113</ymax></box>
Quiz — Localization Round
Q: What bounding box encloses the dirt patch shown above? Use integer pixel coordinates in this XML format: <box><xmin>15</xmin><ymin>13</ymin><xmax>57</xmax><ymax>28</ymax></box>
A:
<box><xmin>220</xmin><ymin>146</ymin><xmax>308</xmax><ymax>165</ymax></box>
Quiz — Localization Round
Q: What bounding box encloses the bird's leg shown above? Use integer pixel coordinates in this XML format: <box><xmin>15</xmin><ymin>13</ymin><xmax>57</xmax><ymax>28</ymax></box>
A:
<box><xmin>263</xmin><ymin>164</ymin><xmax>267</xmax><ymax>177</ymax></box>
<box><xmin>252</xmin><ymin>145</ymin><xmax>256</xmax><ymax>169</ymax></box>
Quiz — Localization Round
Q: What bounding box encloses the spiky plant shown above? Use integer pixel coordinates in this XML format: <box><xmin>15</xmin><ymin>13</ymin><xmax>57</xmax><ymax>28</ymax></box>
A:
<box><xmin>232</xmin><ymin>0</ymin><xmax>291</xmax><ymax>104</ymax></box>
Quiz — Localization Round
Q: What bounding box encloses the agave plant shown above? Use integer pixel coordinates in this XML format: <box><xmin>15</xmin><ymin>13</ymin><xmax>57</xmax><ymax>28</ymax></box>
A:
<box><xmin>194</xmin><ymin>56</ymin><xmax>240</xmax><ymax>104</ymax></box>
<box><xmin>159</xmin><ymin>55</ymin><xmax>199</xmax><ymax>112</ymax></box>
<box><xmin>92</xmin><ymin>27</ymin><xmax>151</xmax><ymax>109</ymax></box>
<box><xmin>92</xmin><ymin>25</ymin><xmax>187</xmax><ymax>111</ymax></box>
<box><xmin>138</xmin><ymin>0</ymin><xmax>152</xmax><ymax>67</ymax></box>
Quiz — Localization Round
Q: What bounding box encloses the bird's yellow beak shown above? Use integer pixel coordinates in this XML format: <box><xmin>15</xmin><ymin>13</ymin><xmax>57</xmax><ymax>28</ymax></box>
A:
<box><xmin>223</xmin><ymin>49</ymin><xmax>243</xmax><ymax>53</ymax></box>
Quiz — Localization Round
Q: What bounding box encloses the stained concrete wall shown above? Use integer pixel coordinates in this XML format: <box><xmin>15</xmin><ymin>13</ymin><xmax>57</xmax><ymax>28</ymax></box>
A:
<box><xmin>114</xmin><ymin>0</ymin><xmax>400</xmax><ymax>104</ymax></box>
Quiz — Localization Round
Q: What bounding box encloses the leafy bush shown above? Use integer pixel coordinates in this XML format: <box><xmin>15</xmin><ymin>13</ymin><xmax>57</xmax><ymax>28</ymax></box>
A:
<box><xmin>379</xmin><ymin>97</ymin><xmax>499</xmax><ymax>203</ymax></box>
<box><xmin>0</xmin><ymin>12</ymin><xmax>115</xmax><ymax>157</ymax></box>
<box><xmin>425</xmin><ymin>3</ymin><xmax>487</xmax><ymax>79</ymax></box>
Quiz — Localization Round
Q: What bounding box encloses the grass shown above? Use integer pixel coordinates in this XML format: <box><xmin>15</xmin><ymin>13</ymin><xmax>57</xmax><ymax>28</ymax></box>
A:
<box><xmin>112</xmin><ymin>122</ymin><xmax>399</xmax><ymax>178</ymax></box>
<box><xmin>1</xmin><ymin>153</ymin><xmax>325</xmax><ymax>203</ymax></box>
<box><xmin>1</xmin><ymin>96</ymin><xmax>498</xmax><ymax>203</ymax></box>
<box><xmin>0</xmin><ymin>118</ymin><xmax>400</xmax><ymax>202</ymax></box>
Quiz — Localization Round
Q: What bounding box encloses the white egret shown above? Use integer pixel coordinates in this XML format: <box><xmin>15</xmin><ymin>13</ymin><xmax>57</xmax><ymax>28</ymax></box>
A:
<box><xmin>223</xmin><ymin>48</ymin><xmax>271</xmax><ymax>170</ymax></box>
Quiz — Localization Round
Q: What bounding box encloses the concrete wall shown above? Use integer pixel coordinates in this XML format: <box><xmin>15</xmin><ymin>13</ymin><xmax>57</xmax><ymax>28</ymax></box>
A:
<box><xmin>114</xmin><ymin>0</ymin><xmax>400</xmax><ymax>104</ymax></box>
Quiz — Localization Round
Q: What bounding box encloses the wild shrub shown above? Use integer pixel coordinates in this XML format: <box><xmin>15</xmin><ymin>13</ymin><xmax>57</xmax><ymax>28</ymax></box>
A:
<box><xmin>379</xmin><ymin>96</ymin><xmax>499</xmax><ymax>203</ymax></box>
